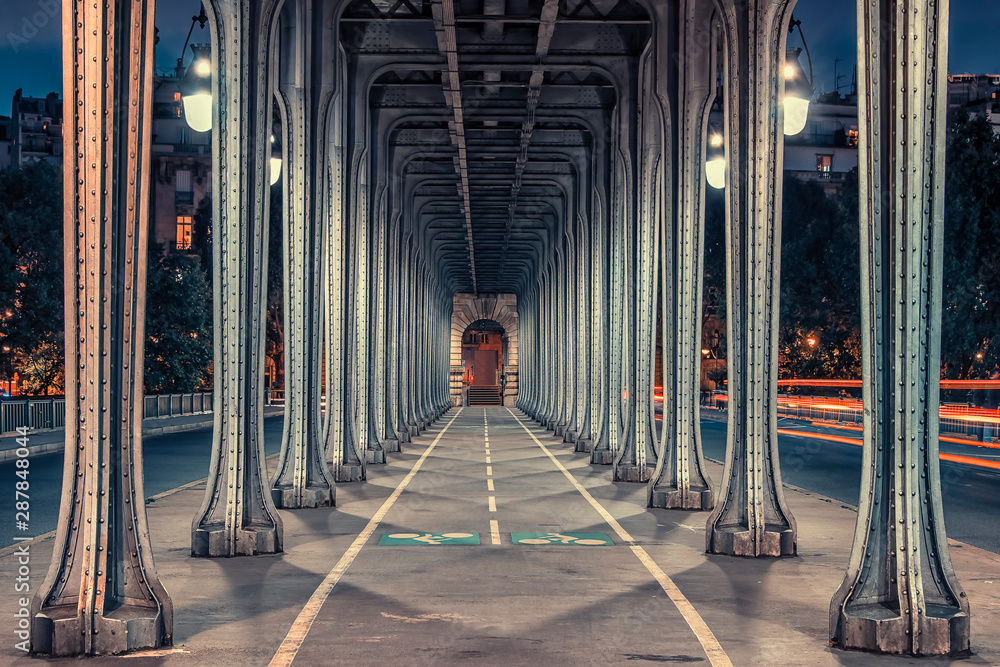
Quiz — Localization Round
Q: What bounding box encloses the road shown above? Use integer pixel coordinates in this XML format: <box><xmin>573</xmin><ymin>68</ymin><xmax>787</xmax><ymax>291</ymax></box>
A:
<box><xmin>699</xmin><ymin>417</ymin><xmax>1000</xmax><ymax>554</ymax></box>
<box><xmin>0</xmin><ymin>417</ymin><xmax>284</xmax><ymax>549</ymax></box>
<box><xmin>3</xmin><ymin>413</ymin><xmax>998</xmax><ymax>556</ymax></box>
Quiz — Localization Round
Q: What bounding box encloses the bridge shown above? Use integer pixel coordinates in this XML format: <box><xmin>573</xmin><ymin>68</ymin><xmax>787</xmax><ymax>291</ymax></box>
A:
<box><xmin>14</xmin><ymin>0</ymin><xmax>985</xmax><ymax>662</ymax></box>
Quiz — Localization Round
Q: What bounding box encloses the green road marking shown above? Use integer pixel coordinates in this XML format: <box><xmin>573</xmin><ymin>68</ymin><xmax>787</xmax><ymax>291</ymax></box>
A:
<box><xmin>379</xmin><ymin>532</ymin><xmax>480</xmax><ymax>546</ymax></box>
<box><xmin>512</xmin><ymin>532</ymin><xmax>613</xmax><ymax>546</ymax></box>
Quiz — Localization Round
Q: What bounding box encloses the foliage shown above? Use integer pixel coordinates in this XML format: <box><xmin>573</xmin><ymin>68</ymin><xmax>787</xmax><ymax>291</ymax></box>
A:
<box><xmin>0</xmin><ymin>162</ymin><xmax>64</xmax><ymax>394</ymax></box>
<box><xmin>266</xmin><ymin>183</ymin><xmax>284</xmax><ymax>390</ymax></box>
<box><xmin>191</xmin><ymin>194</ymin><xmax>213</xmax><ymax>280</ymax></box>
<box><xmin>778</xmin><ymin>174</ymin><xmax>861</xmax><ymax>380</ymax></box>
<box><xmin>940</xmin><ymin>110</ymin><xmax>1000</xmax><ymax>380</ymax></box>
<box><xmin>144</xmin><ymin>242</ymin><xmax>213</xmax><ymax>393</ymax></box>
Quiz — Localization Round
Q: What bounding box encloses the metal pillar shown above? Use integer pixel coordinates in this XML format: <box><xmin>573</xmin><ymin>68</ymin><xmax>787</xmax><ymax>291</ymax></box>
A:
<box><xmin>270</xmin><ymin>0</ymin><xmax>335</xmax><ymax>509</ymax></box>
<box><xmin>323</xmin><ymin>81</ymin><xmax>365</xmax><ymax>483</ymax></box>
<box><xmin>650</xmin><ymin>0</ymin><xmax>716</xmax><ymax>511</ymax></box>
<box><xmin>706</xmin><ymin>0</ymin><xmax>796</xmax><ymax>557</ymax></box>
<box><xmin>830</xmin><ymin>0</ymin><xmax>969</xmax><ymax>654</ymax></box>
<box><xmin>192</xmin><ymin>0</ymin><xmax>284</xmax><ymax>557</ymax></box>
<box><xmin>614</xmin><ymin>52</ymin><xmax>660</xmax><ymax>483</ymax></box>
<box><xmin>32</xmin><ymin>0</ymin><xmax>171</xmax><ymax>654</ymax></box>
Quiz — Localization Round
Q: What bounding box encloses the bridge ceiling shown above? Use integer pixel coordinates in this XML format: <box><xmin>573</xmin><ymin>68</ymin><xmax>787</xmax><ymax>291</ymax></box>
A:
<box><xmin>338</xmin><ymin>0</ymin><xmax>651</xmax><ymax>295</ymax></box>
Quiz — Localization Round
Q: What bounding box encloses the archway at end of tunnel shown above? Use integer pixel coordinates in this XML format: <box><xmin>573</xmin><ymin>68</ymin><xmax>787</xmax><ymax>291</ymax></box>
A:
<box><xmin>450</xmin><ymin>294</ymin><xmax>519</xmax><ymax>408</ymax></box>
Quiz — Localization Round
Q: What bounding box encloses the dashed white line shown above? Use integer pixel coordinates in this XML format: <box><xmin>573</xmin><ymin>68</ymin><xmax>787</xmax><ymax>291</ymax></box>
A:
<box><xmin>487</xmin><ymin>479</ymin><xmax>495</xmax><ymax>491</ymax></box>
<box><xmin>486</xmin><ymin>465</ymin><xmax>493</xmax><ymax>476</ymax></box>
<box><xmin>488</xmin><ymin>496</ymin><xmax>497</xmax><ymax>512</ymax></box>
<box><xmin>490</xmin><ymin>519</ymin><xmax>501</xmax><ymax>545</ymax></box>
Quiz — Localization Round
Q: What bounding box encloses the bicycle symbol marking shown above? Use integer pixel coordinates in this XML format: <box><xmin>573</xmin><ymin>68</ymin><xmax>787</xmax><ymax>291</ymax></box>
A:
<box><xmin>515</xmin><ymin>533</ymin><xmax>609</xmax><ymax>546</ymax></box>
<box><xmin>386</xmin><ymin>532</ymin><xmax>475</xmax><ymax>545</ymax></box>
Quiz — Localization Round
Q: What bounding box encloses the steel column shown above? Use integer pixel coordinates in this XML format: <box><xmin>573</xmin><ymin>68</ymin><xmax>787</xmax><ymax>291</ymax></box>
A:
<box><xmin>32</xmin><ymin>0</ymin><xmax>171</xmax><ymax>655</ymax></box>
<box><xmin>706</xmin><ymin>0</ymin><xmax>796</xmax><ymax>557</ymax></box>
<box><xmin>271</xmin><ymin>0</ymin><xmax>336</xmax><ymax>509</ymax></box>
<box><xmin>830</xmin><ymin>0</ymin><xmax>969</xmax><ymax>654</ymax></box>
<box><xmin>650</xmin><ymin>0</ymin><xmax>716</xmax><ymax>511</ymax></box>
<box><xmin>192</xmin><ymin>0</ymin><xmax>283</xmax><ymax>558</ymax></box>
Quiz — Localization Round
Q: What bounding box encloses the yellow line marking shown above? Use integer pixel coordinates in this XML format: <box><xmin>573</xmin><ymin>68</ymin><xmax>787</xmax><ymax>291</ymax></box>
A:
<box><xmin>268</xmin><ymin>409</ymin><xmax>464</xmax><ymax>667</ymax></box>
<box><xmin>486</xmin><ymin>465</ymin><xmax>493</xmax><ymax>476</ymax></box>
<box><xmin>490</xmin><ymin>519</ymin><xmax>501</xmax><ymax>545</ymax></box>
<box><xmin>488</xmin><ymin>496</ymin><xmax>497</xmax><ymax>512</ymax></box>
<box><xmin>506</xmin><ymin>408</ymin><xmax>733</xmax><ymax>667</ymax></box>
<box><xmin>487</xmin><ymin>479</ymin><xmax>495</xmax><ymax>491</ymax></box>
<box><xmin>486</xmin><ymin>455</ymin><xmax>492</xmax><ymax>463</ymax></box>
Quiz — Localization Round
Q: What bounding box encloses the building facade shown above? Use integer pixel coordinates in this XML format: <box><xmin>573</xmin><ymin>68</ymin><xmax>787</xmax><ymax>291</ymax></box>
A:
<box><xmin>10</xmin><ymin>90</ymin><xmax>62</xmax><ymax>167</ymax></box>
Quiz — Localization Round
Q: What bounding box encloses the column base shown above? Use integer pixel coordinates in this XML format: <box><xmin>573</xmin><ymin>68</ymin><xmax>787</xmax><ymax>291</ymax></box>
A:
<box><xmin>834</xmin><ymin>604</ymin><xmax>970</xmax><ymax>656</ymax></box>
<box><xmin>574</xmin><ymin>438</ymin><xmax>592</xmax><ymax>453</ymax></box>
<box><xmin>408</xmin><ymin>423</ymin><xmax>420</xmax><ymax>437</ymax></box>
<box><xmin>708</xmin><ymin>524</ymin><xmax>795</xmax><ymax>557</ymax></box>
<box><xmin>366</xmin><ymin>449</ymin><xmax>385</xmax><ymax>464</ymax></box>
<box><xmin>614</xmin><ymin>464</ymin><xmax>653</xmax><ymax>483</ymax></box>
<box><xmin>554</xmin><ymin>423</ymin><xmax>566</xmax><ymax>436</ymax></box>
<box><xmin>32</xmin><ymin>604</ymin><xmax>169</xmax><ymax>656</ymax></box>
<box><xmin>271</xmin><ymin>485</ymin><xmax>334</xmax><ymax>509</ymax></box>
<box><xmin>649</xmin><ymin>486</ymin><xmax>714</xmax><ymax>510</ymax></box>
<box><xmin>383</xmin><ymin>438</ymin><xmax>401</xmax><ymax>453</ymax></box>
<box><xmin>333</xmin><ymin>463</ymin><xmax>363</xmax><ymax>482</ymax></box>
<box><xmin>397</xmin><ymin>428</ymin><xmax>411</xmax><ymax>444</ymax></box>
<box><xmin>192</xmin><ymin>523</ymin><xmax>282</xmax><ymax>557</ymax></box>
<box><xmin>591</xmin><ymin>449</ymin><xmax>614</xmax><ymax>464</ymax></box>
<box><xmin>564</xmin><ymin>429</ymin><xmax>576</xmax><ymax>443</ymax></box>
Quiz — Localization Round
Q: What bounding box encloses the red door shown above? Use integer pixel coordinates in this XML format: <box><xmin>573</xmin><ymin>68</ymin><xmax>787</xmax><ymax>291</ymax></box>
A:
<box><xmin>472</xmin><ymin>350</ymin><xmax>498</xmax><ymax>385</ymax></box>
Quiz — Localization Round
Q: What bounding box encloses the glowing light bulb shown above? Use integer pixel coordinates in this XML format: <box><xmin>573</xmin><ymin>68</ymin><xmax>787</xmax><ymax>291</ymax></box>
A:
<box><xmin>783</xmin><ymin>96</ymin><xmax>810</xmax><ymax>136</ymax></box>
<box><xmin>705</xmin><ymin>158</ymin><xmax>726</xmax><ymax>190</ymax></box>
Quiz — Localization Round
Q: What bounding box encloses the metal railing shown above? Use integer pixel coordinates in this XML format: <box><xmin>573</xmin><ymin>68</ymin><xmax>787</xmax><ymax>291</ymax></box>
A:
<box><xmin>1</xmin><ymin>392</ymin><xmax>213</xmax><ymax>436</ymax></box>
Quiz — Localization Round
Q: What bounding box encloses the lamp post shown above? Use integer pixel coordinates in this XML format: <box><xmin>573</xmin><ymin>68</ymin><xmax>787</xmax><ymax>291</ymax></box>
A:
<box><xmin>178</xmin><ymin>6</ymin><xmax>212</xmax><ymax>132</ymax></box>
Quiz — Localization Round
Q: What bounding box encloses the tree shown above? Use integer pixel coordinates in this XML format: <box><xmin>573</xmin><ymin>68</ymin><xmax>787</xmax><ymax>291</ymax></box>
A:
<box><xmin>778</xmin><ymin>174</ymin><xmax>862</xmax><ymax>381</ymax></box>
<box><xmin>0</xmin><ymin>162</ymin><xmax>64</xmax><ymax>395</ymax></box>
<box><xmin>940</xmin><ymin>110</ymin><xmax>1000</xmax><ymax>380</ymax></box>
<box><xmin>266</xmin><ymin>183</ymin><xmax>284</xmax><ymax>391</ymax></box>
<box><xmin>144</xmin><ymin>243</ymin><xmax>213</xmax><ymax>393</ymax></box>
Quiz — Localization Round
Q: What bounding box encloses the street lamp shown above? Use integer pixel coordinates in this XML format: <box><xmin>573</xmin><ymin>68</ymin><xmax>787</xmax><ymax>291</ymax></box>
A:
<box><xmin>269</xmin><ymin>134</ymin><xmax>282</xmax><ymax>186</ymax></box>
<box><xmin>783</xmin><ymin>17</ymin><xmax>814</xmax><ymax>136</ymax></box>
<box><xmin>705</xmin><ymin>130</ymin><xmax>725</xmax><ymax>190</ymax></box>
<box><xmin>178</xmin><ymin>6</ymin><xmax>212</xmax><ymax>132</ymax></box>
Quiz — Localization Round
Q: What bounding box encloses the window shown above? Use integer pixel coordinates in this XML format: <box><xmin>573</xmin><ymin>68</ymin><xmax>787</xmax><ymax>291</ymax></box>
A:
<box><xmin>816</xmin><ymin>154</ymin><xmax>833</xmax><ymax>178</ymax></box>
<box><xmin>176</xmin><ymin>216</ymin><xmax>193</xmax><ymax>250</ymax></box>
<box><xmin>847</xmin><ymin>130</ymin><xmax>859</xmax><ymax>148</ymax></box>
<box><xmin>175</xmin><ymin>169</ymin><xmax>193</xmax><ymax>205</ymax></box>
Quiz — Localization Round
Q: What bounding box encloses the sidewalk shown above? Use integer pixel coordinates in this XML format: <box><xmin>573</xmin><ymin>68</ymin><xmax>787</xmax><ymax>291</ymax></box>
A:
<box><xmin>0</xmin><ymin>407</ymin><xmax>995</xmax><ymax>665</ymax></box>
<box><xmin>0</xmin><ymin>406</ymin><xmax>285</xmax><ymax>462</ymax></box>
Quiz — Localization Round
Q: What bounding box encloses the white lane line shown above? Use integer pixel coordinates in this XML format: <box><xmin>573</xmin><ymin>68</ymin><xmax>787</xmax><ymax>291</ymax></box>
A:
<box><xmin>486</xmin><ymin>455</ymin><xmax>492</xmax><ymax>463</ymax></box>
<box><xmin>486</xmin><ymin>465</ymin><xmax>493</xmax><ymax>477</ymax></box>
<box><xmin>490</xmin><ymin>519</ymin><xmax>501</xmax><ymax>545</ymax></box>
<box><xmin>488</xmin><ymin>496</ymin><xmax>497</xmax><ymax>512</ymax></box>
<box><xmin>506</xmin><ymin>408</ymin><xmax>733</xmax><ymax>667</ymax></box>
<box><xmin>487</xmin><ymin>479</ymin><xmax>495</xmax><ymax>491</ymax></box>
<box><xmin>268</xmin><ymin>409</ymin><xmax>464</xmax><ymax>667</ymax></box>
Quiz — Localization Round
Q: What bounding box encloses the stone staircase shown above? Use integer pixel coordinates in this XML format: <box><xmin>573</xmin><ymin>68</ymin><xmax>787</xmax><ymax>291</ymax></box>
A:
<box><xmin>468</xmin><ymin>385</ymin><xmax>502</xmax><ymax>406</ymax></box>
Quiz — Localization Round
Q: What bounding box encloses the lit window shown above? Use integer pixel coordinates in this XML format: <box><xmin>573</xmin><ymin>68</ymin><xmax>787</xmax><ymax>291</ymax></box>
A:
<box><xmin>176</xmin><ymin>216</ymin><xmax>193</xmax><ymax>250</ymax></box>
<box><xmin>174</xmin><ymin>92</ymin><xmax>182</xmax><ymax>102</ymax></box>
<box><xmin>847</xmin><ymin>129</ymin><xmax>859</xmax><ymax>148</ymax></box>
<box><xmin>816</xmin><ymin>154</ymin><xmax>833</xmax><ymax>178</ymax></box>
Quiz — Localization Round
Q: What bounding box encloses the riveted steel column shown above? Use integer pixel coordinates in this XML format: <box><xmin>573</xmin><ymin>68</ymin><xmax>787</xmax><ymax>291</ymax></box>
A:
<box><xmin>552</xmin><ymin>248</ymin><xmax>566</xmax><ymax>434</ymax></box>
<box><xmin>568</xmin><ymin>211</ymin><xmax>588</xmax><ymax>444</ymax></box>
<box><xmin>323</xmin><ymin>80</ymin><xmax>364</xmax><ymax>483</ymax></box>
<box><xmin>370</xmin><ymin>186</ymin><xmax>390</xmax><ymax>453</ymax></box>
<box><xmin>830</xmin><ymin>0</ymin><xmax>969</xmax><ymax>654</ymax></box>
<box><xmin>270</xmin><ymin>0</ymin><xmax>335</xmax><ymax>509</ymax></box>
<box><xmin>384</xmin><ymin>214</ymin><xmax>405</xmax><ymax>448</ymax></box>
<box><xmin>706</xmin><ymin>0</ymin><xmax>796</xmax><ymax>557</ymax></box>
<box><xmin>32</xmin><ymin>0</ymin><xmax>171</xmax><ymax>655</ymax></box>
<box><xmin>650</xmin><ymin>0</ymin><xmax>716</xmax><ymax>511</ymax></box>
<box><xmin>587</xmin><ymin>184</ymin><xmax>609</xmax><ymax>455</ymax></box>
<box><xmin>192</xmin><ymin>0</ymin><xmax>283</xmax><ymax>558</ymax></box>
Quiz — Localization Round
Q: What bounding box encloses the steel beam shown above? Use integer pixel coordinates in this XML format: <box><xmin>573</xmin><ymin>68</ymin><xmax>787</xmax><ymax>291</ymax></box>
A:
<box><xmin>192</xmin><ymin>0</ymin><xmax>285</xmax><ymax>558</ymax></box>
<box><xmin>271</xmin><ymin>0</ymin><xmax>336</xmax><ymax>509</ymax></box>
<box><xmin>32</xmin><ymin>0</ymin><xmax>171</xmax><ymax>655</ymax></box>
<box><xmin>830</xmin><ymin>0</ymin><xmax>969</xmax><ymax>654</ymax></box>
<box><xmin>705</xmin><ymin>0</ymin><xmax>796</xmax><ymax>557</ymax></box>
<box><xmin>649</xmin><ymin>0</ymin><xmax>716</xmax><ymax>511</ymax></box>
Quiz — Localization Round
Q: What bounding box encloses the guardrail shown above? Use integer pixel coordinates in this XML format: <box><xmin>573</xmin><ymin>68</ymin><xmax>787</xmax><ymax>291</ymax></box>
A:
<box><xmin>1</xmin><ymin>393</ymin><xmax>214</xmax><ymax>436</ymax></box>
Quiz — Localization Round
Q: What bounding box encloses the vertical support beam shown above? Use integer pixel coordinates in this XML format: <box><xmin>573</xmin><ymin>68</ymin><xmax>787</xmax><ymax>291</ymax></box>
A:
<box><xmin>650</xmin><ymin>0</ymin><xmax>716</xmax><ymax>511</ymax></box>
<box><xmin>271</xmin><ymin>0</ymin><xmax>335</xmax><ymax>509</ymax></box>
<box><xmin>830</xmin><ymin>0</ymin><xmax>969</xmax><ymax>655</ymax></box>
<box><xmin>706</xmin><ymin>0</ymin><xmax>796</xmax><ymax>557</ymax></box>
<box><xmin>585</xmin><ymin>186</ymin><xmax>608</xmax><ymax>454</ymax></box>
<box><xmin>192</xmin><ymin>0</ymin><xmax>284</xmax><ymax>557</ymax></box>
<box><xmin>32</xmin><ymin>0</ymin><xmax>171</xmax><ymax>655</ymax></box>
<box><xmin>324</xmin><ymin>83</ymin><xmax>365</xmax><ymax>483</ymax></box>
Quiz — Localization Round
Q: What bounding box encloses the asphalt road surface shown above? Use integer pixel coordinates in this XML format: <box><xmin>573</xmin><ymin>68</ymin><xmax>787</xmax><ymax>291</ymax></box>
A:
<box><xmin>4</xmin><ymin>414</ymin><xmax>997</xmax><ymax>556</ymax></box>
<box><xmin>0</xmin><ymin>417</ymin><xmax>284</xmax><ymax>549</ymax></box>
<box><xmin>699</xmin><ymin>418</ymin><xmax>1000</xmax><ymax>554</ymax></box>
